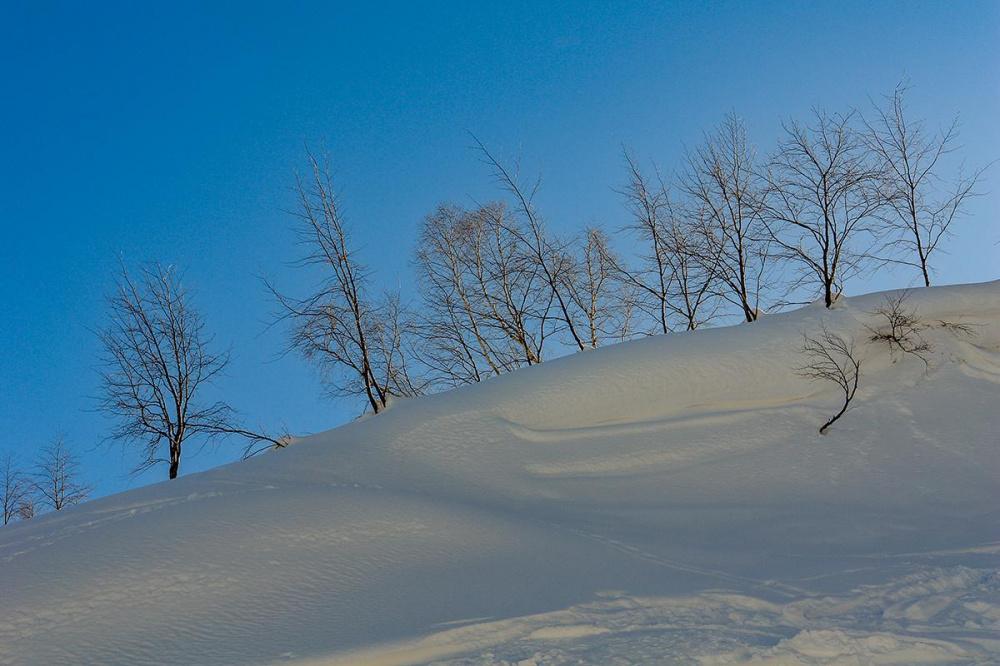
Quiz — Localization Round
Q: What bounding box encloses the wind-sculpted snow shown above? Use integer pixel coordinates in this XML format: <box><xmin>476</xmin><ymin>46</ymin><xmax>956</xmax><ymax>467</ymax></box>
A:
<box><xmin>319</xmin><ymin>566</ymin><xmax>1000</xmax><ymax>665</ymax></box>
<box><xmin>1</xmin><ymin>282</ymin><xmax>999</xmax><ymax>664</ymax></box>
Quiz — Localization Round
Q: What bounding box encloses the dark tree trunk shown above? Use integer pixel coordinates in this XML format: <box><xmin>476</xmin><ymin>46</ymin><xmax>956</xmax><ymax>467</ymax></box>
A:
<box><xmin>168</xmin><ymin>441</ymin><xmax>180</xmax><ymax>479</ymax></box>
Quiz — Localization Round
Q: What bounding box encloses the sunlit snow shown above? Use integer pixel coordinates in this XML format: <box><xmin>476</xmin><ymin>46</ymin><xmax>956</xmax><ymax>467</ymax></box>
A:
<box><xmin>2</xmin><ymin>282</ymin><xmax>998</xmax><ymax>664</ymax></box>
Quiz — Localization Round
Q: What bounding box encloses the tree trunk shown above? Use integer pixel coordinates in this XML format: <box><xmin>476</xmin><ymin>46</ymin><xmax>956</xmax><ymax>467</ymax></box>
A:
<box><xmin>168</xmin><ymin>442</ymin><xmax>180</xmax><ymax>479</ymax></box>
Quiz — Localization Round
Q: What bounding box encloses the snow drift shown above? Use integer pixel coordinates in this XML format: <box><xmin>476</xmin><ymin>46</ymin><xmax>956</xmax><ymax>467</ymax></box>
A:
<box><xmin>2</xmin><ymin>281</ymin><xmax>999</xmax><ymax>665</ymax></box>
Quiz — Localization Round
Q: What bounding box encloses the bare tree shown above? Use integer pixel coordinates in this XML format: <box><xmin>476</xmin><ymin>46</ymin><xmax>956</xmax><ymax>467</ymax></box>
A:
<box><xmin>473</xmin><ymin>137</ymin><xmax>589</xmax><ymax>351</ymax></box>
<box><xmin>614</xmin><ymin>153</ymin><xmax>677</xmax><ymax>334</ymax></box>
<box><xmin>32</xmin><ymin>438</ymin><xmax>90</xmax><ymax>511</ymax></box>
<box><xmin>99</xmin><ymin>262</ymin><xmax>281</xmax><ymax>479</ymax></box>
<box><xmin>1</xmin><ymin>453</ymin><xmax>30</xmax><ymax>525</ymax></box>
<box><xmin>562</xmin><ymin>227</ymin><xmax>634</xmax><ymax>346</ymax></box>
<box><xmin>798</xmin><ymin>325</ymin><xmax>862</xmax><ymax>434</ymax></box>
<box><xmin>415</xmin><ymin>206</ymin><xmax>499</xmax><ymax>386</ymax></box>
<box><xmin>616</xmin><ymin>153</ymin><xmax>675</xmax><ymax>333</ymax></box>
<box><xmin>269</xmin><ymin>149</ymin><xmax>423</xmax><ymax>413</ymax></box>
<box><xmin>415</xmin><ymin>202</ymin><xmax>549</xmax><ymax>386</ymax></box>
<box><xmin>666</xmin><ymin>208</ymin><xmax>723</xmax><ymax>331</ymax></box>
<box><xmin>864</xmin><ymin>84</ymin><xmax>989</xmax><ymax>286</ymax></box>
<box><xmin>764</xmin><ymin>109</ymin><xmax>884</xmax><ymax>308</ymax></box>
<box><xmin>614</xmin><ymin>154</ymin><xmax>719</xmax><ymax>333</ymax></box>
<box><xmin>684</xmin><ymin>114</ymin><xmax>769</xmax><ymax>322</ymax></box>
<box><xmin>865</xmin><ymin>290</ymin><xmax>931</xmax><ymax>365</ymax></box>
<box><xmin>472</xmin><ymin>202</ymin><xmax>554</xmax><ymax>364</ymax></box>
<box><xmin>371</xmin><ymin>292</ymin><xmax>429</xmax><ymax>399</ymax></box>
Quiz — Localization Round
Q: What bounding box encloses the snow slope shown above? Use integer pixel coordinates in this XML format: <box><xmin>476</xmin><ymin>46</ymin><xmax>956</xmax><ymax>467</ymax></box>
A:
<box><xmin>2</xmin><ymin>282</ymin><xmax>999</xmax><ymax>665</ymax></box>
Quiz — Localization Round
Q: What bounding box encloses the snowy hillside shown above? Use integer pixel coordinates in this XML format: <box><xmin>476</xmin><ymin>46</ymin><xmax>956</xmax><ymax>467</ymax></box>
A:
<box><xmin>2</xmin><ymin>282</ymin><xmax>999</xmax><ymax>665</ymax></box>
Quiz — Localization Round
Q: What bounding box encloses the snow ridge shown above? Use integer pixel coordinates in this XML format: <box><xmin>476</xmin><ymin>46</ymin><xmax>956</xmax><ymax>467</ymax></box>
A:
<box><xmin>1</xmin><ymin>281</ymin><xmax>999</xmax><ymax>665</ymax></box>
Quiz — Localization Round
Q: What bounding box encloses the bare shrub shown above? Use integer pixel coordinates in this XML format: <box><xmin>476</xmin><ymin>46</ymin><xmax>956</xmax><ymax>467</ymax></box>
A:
<box><xmin>936</xmin><ymin>319</ymin><xmax>979</xmax><ymax>338</ymax></box>
<box><xmin>242</xmin><ymin>430</ymin><xmax>295</xmax><ymax>460</ymax></box>
<box><xmin>17</xmin><ymin>497</ymin><xmax>35</xmax><ymax>521</ymax></box>
<box><xmin>865</xmin><ymin>290</ymin><xmax>931</xmax><ymax>364</ymax></box>
<box><xmin>798</xmin><ymin>325</ymin><xmax>862</xmax><ymax>434</ymax></box>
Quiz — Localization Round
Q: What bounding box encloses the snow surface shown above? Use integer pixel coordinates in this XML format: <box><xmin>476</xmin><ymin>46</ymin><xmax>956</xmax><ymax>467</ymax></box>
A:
<box><xmin>2</xmin><ymin>282</ymin><xmax>999</xmax><ymax>665</ymax></box>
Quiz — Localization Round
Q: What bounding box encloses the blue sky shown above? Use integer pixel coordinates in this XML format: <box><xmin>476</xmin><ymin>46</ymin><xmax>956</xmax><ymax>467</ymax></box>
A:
<box><xmin>2</xmin><ymin>1</ymin><xmax>998</xmax><ymax>498</ymax></box>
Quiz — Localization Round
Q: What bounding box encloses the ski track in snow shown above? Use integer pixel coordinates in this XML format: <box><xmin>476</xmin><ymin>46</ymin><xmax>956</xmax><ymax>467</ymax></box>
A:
<box><xmin>1</xmin><ymin>282</ymin><xmax>1000</xmax><ymax>665</ymax></box>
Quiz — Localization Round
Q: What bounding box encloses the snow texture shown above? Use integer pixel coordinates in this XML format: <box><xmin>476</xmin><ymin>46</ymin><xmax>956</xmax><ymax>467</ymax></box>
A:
<box><xmin>1</xmin><ymin>281</ymin><xmax>999</xmax><ymax>664</ymax></box>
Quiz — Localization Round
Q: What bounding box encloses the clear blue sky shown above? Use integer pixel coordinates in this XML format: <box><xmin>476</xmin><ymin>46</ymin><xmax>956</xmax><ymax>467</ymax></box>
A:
<box><xmin>2</xmin><ymin>1</ymin><xmax>998</xmax><ymax>498</ymax></box>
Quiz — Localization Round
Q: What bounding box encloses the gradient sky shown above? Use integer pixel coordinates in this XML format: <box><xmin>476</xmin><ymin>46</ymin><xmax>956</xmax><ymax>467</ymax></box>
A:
<box><xmin>2</xmin><ymin>1</ymin><xmax>998</xmax><ymax>499</ymax></box>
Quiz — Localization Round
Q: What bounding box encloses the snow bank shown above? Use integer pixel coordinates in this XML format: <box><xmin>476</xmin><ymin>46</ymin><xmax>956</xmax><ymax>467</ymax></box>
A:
<box><xmin>1</xmin><ymin>281</ymin><xmax>998</xmax><ymax>665</ymax></box>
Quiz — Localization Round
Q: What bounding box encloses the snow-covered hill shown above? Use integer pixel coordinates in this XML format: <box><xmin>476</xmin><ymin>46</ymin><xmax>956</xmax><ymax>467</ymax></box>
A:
<box><xmin>2</xmin><ymin>282</ymin><xmax>999</xmax><ymax>665</ymax></box>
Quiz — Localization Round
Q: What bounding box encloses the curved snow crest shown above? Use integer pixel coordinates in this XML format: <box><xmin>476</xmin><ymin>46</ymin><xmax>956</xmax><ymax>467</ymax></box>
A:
<box><xmin>423</xmin><ymin>280</ymin><xmax>1000</xmax><ymax>430</ymax></box>
<box><xmin>1</xmin><ymin>281</ymin><xmax>999</xmax><ymax>665</ymax></box>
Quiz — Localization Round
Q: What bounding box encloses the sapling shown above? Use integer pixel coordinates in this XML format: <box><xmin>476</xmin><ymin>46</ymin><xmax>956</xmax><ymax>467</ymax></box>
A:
<box><xmin>798</xmin><ymin>324</ymin><xmax>862</xmax><ymax>434</ymax></box>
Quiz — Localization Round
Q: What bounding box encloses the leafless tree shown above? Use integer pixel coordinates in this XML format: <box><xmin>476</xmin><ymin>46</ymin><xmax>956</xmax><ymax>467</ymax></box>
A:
<box><xmin>764</xmin><ymin>109</ymin><xmax>885</xmax><ymax>308</ymax></box>
<box><xmin>613</xmin><ymin>154</ymin><xmax>676</xmax><ymax>333</ymax></box>
<box><xmin>1</xmin><ymin>453</ymin><xmax>31</xmax><ymax>525</ymax></box>
<box><xmin>473</xmin><ymin>137</ymin><xmax>589</xmax><ymax>352</ymax></box>
<box><xmin>268</xmin><ymin>149</ymin><xmax>424</xmax><ymax>413</ymax></box>
<box><xmin>32</xmin><ymin>438</ymin><xmax>90</xmax><ymax>511</ymax></box>
<box><xmin>614</xmin><ymin>154</ymin><xmax>719</xmax><ymax>333</ymax></box>
<box><xmin>865</xmin><ymin>290</ymin><xmax>931</xmax><ymax>365</ymax></box>
<box><xmin>683</xmin><ymin>114</ymin><xmax>769</xmax><ymax>322</ymax></box>
<box><xmin>864</xmin><ymin>84</ymin><xmax>989</xmax><ymax>286</ymax></box>
<box><xmin>615</xmin><ymin>153</ymin><xmax>675</xmax><ymax>334</ymax></box>
<box><xmin>668</xmin><ymin>207</ymin><xmax>723</xmax><ymax>330</ymax></box>
<box><xmin>798</xmin><ymin>325</ymin><xmax>862</xmax><ymax>434</ymax></box>
<box><xmin>562</xmin><ymin>227</ymin><xmax>635</xmax><ymax>346</ymax></box>
<box><xmin>371</xmin><ymin>292</ymin><xmax>429</xmax><ymax>398</ymax></box>
<box><xmin>99</xmin><ymin>262</ymin><xmax>281</xmax><ymax>479</ymax></box>
<box><xmin>414</xmin><ymin>202</ymin><xmax>549</xmax><ymax>386</ymax></box>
